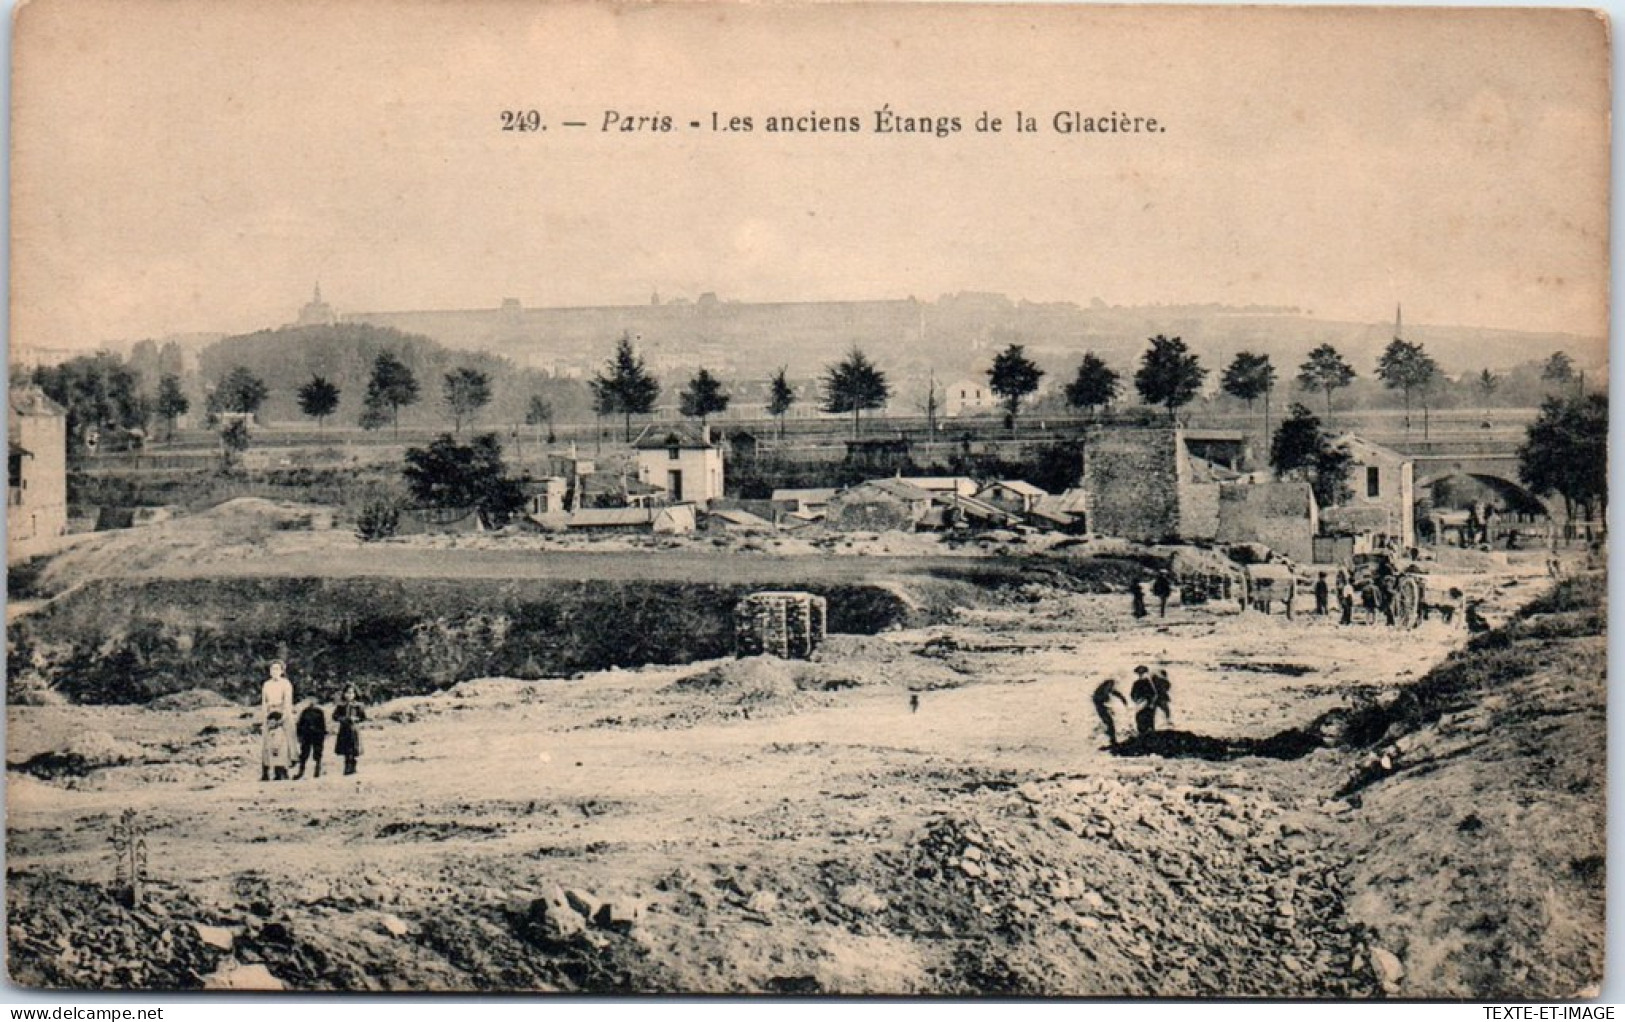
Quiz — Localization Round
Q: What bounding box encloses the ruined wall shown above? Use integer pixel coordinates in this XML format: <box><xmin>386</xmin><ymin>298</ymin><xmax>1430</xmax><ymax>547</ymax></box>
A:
<box><xmin>1182</xmin><ymin>482</ymin><xmax>1222</xmax><ymax>541</ymax></box>
<box><xmin>1216</xmin><ymin>481</ymin><xmax>1317</xmax><ymax>563</ymax></box>
<box><xmin>1081</xmin><ymin>427</ymin><xmax>1181</xmax><ymax>542</ymax></box>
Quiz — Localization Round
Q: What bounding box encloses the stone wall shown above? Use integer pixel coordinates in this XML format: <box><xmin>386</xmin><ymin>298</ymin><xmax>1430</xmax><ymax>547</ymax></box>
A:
<box><xmin>1216</xmin><ymin>481</ymin><xmax>1317</xmax><ymax>563</ymax></box>
<box><xmin>1081</xmin><ymin>427</ymin><xmax>1182</xmax><ymax>542</ymax></box>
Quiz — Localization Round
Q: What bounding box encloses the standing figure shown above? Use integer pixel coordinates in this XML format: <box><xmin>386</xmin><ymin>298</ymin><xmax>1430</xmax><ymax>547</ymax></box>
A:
<box><xmin>1338</xmin><ymin>575</ymin><xmax>1356</xmax><ymax>626</ymax></box>
<box><xmin>1130</xmin><ymin>665</ymin><xmax>1159</xmax><ymax>736</ymax></box>
<box><xmin>1150</xmin><ymin>667</ymin><xmax>1174</xmax><ymax>728</ymax></box>
<box><xmin>1314</xmin><ymin>572</ymin><xmax>1330</xmax><ymax>616</ymax></box>
<box><xmin>1131</xmin><ymin>580</ymin><xmax>1148</xmax><ymax>619</ymax></box>
<box><xmin>909</xmin><ymin>692</ymin><xmax>920</xmax><ymax>714</ymax></box>
<box><xmin>1152</xmin><ymin>572</ymin><xmax>1174</xmax><ymax>618</ymax></box>
<box><xmin>333</xmin><ymin>684</ymin><xmax>367</xmax><ymax>776</ymax></box>
<box><xmin>1092</xmin><ymin>677</ymin><xmax>1128</xmax><ymax>747</ymax></box>
<box><xmin>259</xmin><ymin>661</ymin><xmax>295</xmax><ymax>782</ymax></box>
<box><xmin>293</xmin><ymin>699</ymin><xmax>327</xmax><ymax>779</ymax></box>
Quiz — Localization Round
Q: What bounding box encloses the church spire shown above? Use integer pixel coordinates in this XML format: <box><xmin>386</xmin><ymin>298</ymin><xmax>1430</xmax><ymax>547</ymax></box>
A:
<box><xmin>1394</xmin><ymin>303</ymin><xmax>1403</xmax><ymax>340</ymax></box>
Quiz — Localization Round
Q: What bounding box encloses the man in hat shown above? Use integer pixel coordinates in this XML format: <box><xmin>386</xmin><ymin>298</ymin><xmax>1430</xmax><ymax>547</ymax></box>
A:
<box><xmin>1130</xmin><ymin>665</ymin><xmax>1159</xmax><ymax>737</ymax></box>
<box><xmin>1152</xmin><ymin>572</ymin><xmax>1174</xmax><ymax>618</ymax></box>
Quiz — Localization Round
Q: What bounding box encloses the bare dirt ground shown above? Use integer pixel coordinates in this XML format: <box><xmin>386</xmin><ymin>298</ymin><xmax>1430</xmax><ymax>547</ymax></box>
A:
<box><xmin>7</xmin><ymin>544</ymin><xmax>1601</xmax><ymax>998</ymax></box>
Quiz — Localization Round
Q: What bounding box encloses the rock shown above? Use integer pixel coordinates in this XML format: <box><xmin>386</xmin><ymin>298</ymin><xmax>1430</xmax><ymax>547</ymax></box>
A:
<box><xmin>836</xmin><ymin>884</ymin><xmax>888</xmax><ymax>914</ymax></box>
<box><xmin>1322</xmin><ymin>800</ymin><xmax>1353</xmax><ymax>816</ymax></box>
<box><xmin>594</xmin><ymin>895</ymin><xmax>645</xmax><ymax>933</ymax></box>
<box><xmin>1078</xmin><ymin>890</ymin><xmax>1106</xmax><ymax>913</ymax></box>
<box><xmin>1215</xmin><ymin>819</ymin><xmax>1249</xmax><ymax>841</ymax></box>
<box><xmin>564</xmin><ymin>888</ymin><xmax>601</xmax><ymax>919</ymax></box>
<box><xmin>959</xmin><ymin>860</ymin><xmax>984</xmax><ymax>879</ymax></box>
<box><xmin>191</xmin><ymin>923</ymin><xmax>235</xmax><ymax>952</ymax></box>
<box><xmin>1016</xmin><ymin>782</ymin><xmax>1043</xmax><ymax>804</ymax></box>
<box><xmin>745</xmin><ymin>890</ymin><xmax>779</xmax><ymax>915</ymax></box>
<box><xmin>1076</xmin><ymin>916</ymin><xmax>1101</xmax><ymax>930</ymax></box>
<box><xmin>1052</xmin><ymin>812</ymin><xmax>1084</xmax><ymax>833</ymax></box>
<box><xmin>963</xmin><ymin>845</ymin><xmax>984</xmax><ymax>862</ymax></box>
<box><xmin>529</xmin><ymin>887</ymin><xmax>587</xmax><ymax>944</ymax></box>
<box><xmin>1370</xmin><ymin>946</ymin><xmax>1405</xmax><ymax>987</ymax></box>
<box><xmin>203</xmin><ymin>962</ymin><xmax>285</xmax><ymax>991</ymax></box>
<box><xmin>377</xmin><ymin>914</ymin><xmax>410</xmax><ymax>938</ymax></box>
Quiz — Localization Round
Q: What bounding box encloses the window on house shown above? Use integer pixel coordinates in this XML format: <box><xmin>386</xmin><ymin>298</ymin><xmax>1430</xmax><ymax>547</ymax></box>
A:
<box><xmin>668</xmin><ymin>446</ymin><xmax>680</xmax><ymax>461</ymax></box>
<box><xmin>1366</xmin><ymin>466</ymin><xmax>1380</xmax><ymax>498</ymax></box>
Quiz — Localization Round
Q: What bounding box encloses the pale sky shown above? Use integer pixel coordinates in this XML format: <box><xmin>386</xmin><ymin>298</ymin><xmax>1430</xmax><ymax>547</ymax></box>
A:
<box><xmin>10</xmin><ymin>1</ymin><xmax>1611</xmax><ymax>350</ymax></box>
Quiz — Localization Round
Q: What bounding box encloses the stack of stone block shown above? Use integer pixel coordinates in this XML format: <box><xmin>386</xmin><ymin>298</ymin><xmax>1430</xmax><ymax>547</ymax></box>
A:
<box><xmin>734</xmin><ymin>591</ymin><xmax>828</xmax><ymax>659</ymax></box>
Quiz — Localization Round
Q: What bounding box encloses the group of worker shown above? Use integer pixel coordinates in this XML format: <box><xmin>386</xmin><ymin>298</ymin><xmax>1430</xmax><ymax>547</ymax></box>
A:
<box><xmin>1130</xmin><ymin>572</ymin><xmax>1176</xmax><ymax>620</ymax></box>
<box><xmin>1091</xmin><ymin>665</ymin><xmax>1172</xmax><ymax>748</ymax></box>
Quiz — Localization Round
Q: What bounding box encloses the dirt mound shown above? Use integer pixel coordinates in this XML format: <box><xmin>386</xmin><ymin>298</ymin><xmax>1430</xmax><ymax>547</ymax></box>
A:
<box><xmin>10</xmin><ymin>730</ymin><xmax>146</xmax><ymax>779</ymax></box>
<box><xmin>147</xmin><ymin>689</ymin><xmax>237</xmax><ymax>712</ymax></box>
<box><xmin>1329</xmin><ymin>573</ymin><xmax>1605</xmax><ymax>998</ymax></box>
<box><xmin>669</xmin><ymin>657</ymin><xmax>801</xmax><ymax>701</ymax></box>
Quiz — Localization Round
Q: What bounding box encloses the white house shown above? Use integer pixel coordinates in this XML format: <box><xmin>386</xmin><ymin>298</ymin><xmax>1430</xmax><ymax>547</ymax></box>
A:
<box><xmin>632</xmin><ymin>423</ymin><xmax>725</xmax><ymax>506</ymax></box>
<box><xmin>944</xmin><ymin>379</ymin><xmax>998</xmax><ymax>417</ymax></box>
<box><xmin>9</xmin><ymin>386</ymin><xmax>69</xmax><ymax>560</ymax></box>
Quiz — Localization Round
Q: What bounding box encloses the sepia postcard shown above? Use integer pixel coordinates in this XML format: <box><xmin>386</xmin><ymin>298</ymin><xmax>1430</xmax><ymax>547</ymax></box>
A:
<box><xmin>5</xmin><ymin>0</ymin><xmax>1610</xmax><ymax>999</ymax></box>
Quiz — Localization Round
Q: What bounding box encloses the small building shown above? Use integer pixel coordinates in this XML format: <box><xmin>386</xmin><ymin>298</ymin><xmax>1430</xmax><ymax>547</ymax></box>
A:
<box><xmin>705</xmin><ymin>508</ymin><xmax>775</xmax><ymax>532</ymax></box>
<box><xmin>771</xmin><ymin>487</ymin><xmax>839</xmax><ymax>516</ymax></box>
<box><xmin>1334</xmin><ymin>434</ymin><xmax>1416</xmax><ymax>549</ymax></box>
<box><xmin>8</xmin><ymin>386</ymin><xmax>68</xmax><ymax>560</ymax></box>
<box><xmin>900</xmin><ymin>476</ymin><xmax>980</xmax><ymax>499</ymax></box>
<box><xmin>945</xmin><ymin>379</ymin><xmax>998</xmax><ymax>417</ymax></box>
<box><xmin>977</xmin><ymin>479</ymin><xmax>1049</xmax><ymax>515</ymax></box>
<box><xmin>632</xmin><ymin>423</ymin><xmax>724</xmax><ymax>506</ymax></box>
<box><xmin>524</xmin><ymin>476</ymin><xmax>570</xmax><ymax>516</ymax></box>
<box><xmin>396</xmin><ymin>506</ymin><xmax>485</xmax><ymax>535</ymax></box>
<box><xmin>824</xmin><ymin>478</ymin><xmax>934</xmax><ymax>532</ymax></box>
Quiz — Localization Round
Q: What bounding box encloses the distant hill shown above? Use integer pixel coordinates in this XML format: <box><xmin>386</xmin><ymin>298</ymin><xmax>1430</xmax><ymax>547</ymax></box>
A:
<box><xmin>198</xmin><ymin>324</ymin><xmax>591</xmax><ymax>429</ymax></box>
<box><xmin>340</xmin><ymin>292</ymin><xmax>1604</xmax><ymax>385</ymax></box>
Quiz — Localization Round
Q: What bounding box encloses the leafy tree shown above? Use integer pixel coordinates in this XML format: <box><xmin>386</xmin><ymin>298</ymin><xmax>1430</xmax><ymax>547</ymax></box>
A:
<box><xmin>986</xmin><ymin>344</ymin><xmax>1045</xmax><ymax>434</ymax></box>
<box><xmin>1296</xmin><ymin>344</ymin><xmax>1356</xmax><ymax>418</ymax></box>
<box><xmin>1133</xmin><ymin>335</ymin><xmax>1206</xmax><ymax>420</ymax></box>
<box><xmin>1064</xmin><ymin>352</ymin><xmax>1120</xmax><ymax>418</ymax></box>
<box><xmin>443</xmin><ymin>367</ymin><xmax>492</xmax><ymax>434</ymax></box>
<box><xmin>1541</xmin><ymin>351</ymin><xmax>1576</xmax><ymax>391</ymax></box>
<box><xmin>296</xmin><ymin>375</ymin><xmax>340</xmax><ymax>431</ymax></box>
<box><xmin>363</xmin><ymin>351</ymin><xmax>420</xmax><ymax>434</ymax></box>
<box><xmin>1269</xmin><ymin>403</ymin><xmax>1354</xmax><ymax>508</ymax></box>
<box><xmin>1375</xmin><ymin>339</ymin><xmax>1439</xmax><ymax>433</ymax></box>
<box><xmin>402</xmin><ymin>432</ymin><xmax>527</xmax><ymax>528</ymax></box>
<box><xmin>1221</xmin><ymin>351</ymin><xmax>1276</xmax><ymax>439</ymax></box>
<box><xmin>155</xmin><ymin>374</ymin><xmax>190</xmax><ymax>441</ymax></box>
<box><xmin>219</xmin><ymin>418</ymin><xmax>250</xmax><ymax>471</ymax></box>
<box><xmin>217</xmin><ymin>366</ymin><xmax>270</xmax><ymax>417</ymax></box>
<box><xmin>525</xmin><ymin>395</ymin><xmax>556</xmax><ymax>444</ymax></box>
<box><xmin>679</xmin><ymin>368</ymin><xmax>730</xmax><ymax>428</ymax></box>
<box><xmin>1518</xmin><ymin>393</ymin><xmax>1607</xmax><ymax>522</ymax></box>
<box><xmin>821</xmin><ymin>346</ymin><xmax>892</xmax><ymax>438</ymax></box>
<box><xmin>591</xmin><ymin>332</ymin><xmax>661</xmax><ymax>441</ymax></box>
<box><xmin>1476</xmin><ymin>369</ymin><xmax>1500</xmax><ymax>416</ymax></box>
<box><xmin>32</xmin><ymin>353</ymin><xmax>147</xmax><ymax>449</ymax></box>
<box><xmin>767</xmin><ymin>367</ymin><xmax>796</xmax><ymax>442</ymax></box>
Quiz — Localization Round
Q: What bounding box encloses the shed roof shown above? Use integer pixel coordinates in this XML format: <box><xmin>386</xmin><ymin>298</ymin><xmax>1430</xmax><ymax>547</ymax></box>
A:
<box><xmin>631</xmin><ymin>422</ymin><xmax>715</xmax><ymax>450</ymax></box>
